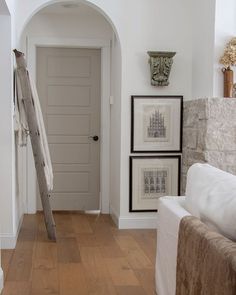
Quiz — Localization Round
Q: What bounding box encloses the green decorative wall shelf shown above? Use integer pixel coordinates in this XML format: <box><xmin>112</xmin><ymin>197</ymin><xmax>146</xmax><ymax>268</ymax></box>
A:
<box><xmin>148</xmin><ymin>51</ymin><xmax>176</xmax><ymax>86</ymax></box>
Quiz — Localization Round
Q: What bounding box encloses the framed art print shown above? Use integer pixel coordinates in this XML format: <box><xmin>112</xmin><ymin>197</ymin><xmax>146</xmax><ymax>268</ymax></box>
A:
<box><xmin>129</xmin><ymin>155</ymin><xmax>180</xmax><ymax>212</ymax></box>
<box><xmin>131</xmin><ymin>95</ymin><xmax>183</xmax><ymax>153</ymax></box>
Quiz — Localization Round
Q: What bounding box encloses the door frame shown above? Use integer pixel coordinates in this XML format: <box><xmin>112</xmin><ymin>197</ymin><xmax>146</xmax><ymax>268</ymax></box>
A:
<box><xmin>26</xmin><ymin>37</ymin><xmax>111</xmax><ymax>214</ymax></box>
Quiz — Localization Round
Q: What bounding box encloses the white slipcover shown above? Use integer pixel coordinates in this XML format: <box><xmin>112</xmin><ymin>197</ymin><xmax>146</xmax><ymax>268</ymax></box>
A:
<box><xmin>155</xmin><ymin>196</ymin><xmax>190</xmax><ymax>295</ymax></box>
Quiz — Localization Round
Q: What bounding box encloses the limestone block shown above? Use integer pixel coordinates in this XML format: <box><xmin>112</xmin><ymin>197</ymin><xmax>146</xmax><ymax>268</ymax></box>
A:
<box><xmin>183</xmin><ymin>128</ymin><xmax>197</xmax><ymax>149</ymax></box>
<box><xmin>208</xmin><ymin>98</ymin><xmax>236</xmax><ymax>122</ymax></box>
<box><xmin>181</xmin><ymin>174</ymin><xmax>187</xmax><ymax>195</ymax></box>
<box><xmin>205</xmin><ymin>126</ymin><xmax>236</xmax><ymax>151</ymax></box>
<box><xmin>226</xmin><ymin>165</ymin><xmax>236</xmax><ymax>175</ymax></box>
<box><xmin>183</xmin><ymin>102</ymin><xmax>199</xmax><ymax>128</ymax></box>
<box><xmin>182</xmin><ymin>149</ymin><xmax>205</xmax><ymax>166</ymax></box>
<box><xmin>204</xmin><ymin>151</ymin><xmax>226</xmax><ymax>168</ymax></box>
<box><xmin>181</xmin><ymin>164</ymin><xmax>189</xmax><ymax>175</ymax></box>
<box><xmin>198</xmin><ymin>99</ymin><xmax>209</xmax><ymax>120</ymax></box>
<box><xmin>225</xmin><ymin>152</ymin><xmax>236</xmax><ymax>165</ymax></box>
<box><xmin>182</xmin><ymin>97</ymin><xmax>236</xmax><ymax>190</ymax></box>
<box><xmin>183</xmin><ymin>99</ymin><xmax>208</xmax><ymax>128</ymax></box>
<box><xmin>197</xmin><ymin>120</ymin><xmax>207</xmax><ymax>150</ymax></box>
<box><xmin>183</xmin><ymin>107</ymin><xmax>198</xmax><ymax>128</ymax></box>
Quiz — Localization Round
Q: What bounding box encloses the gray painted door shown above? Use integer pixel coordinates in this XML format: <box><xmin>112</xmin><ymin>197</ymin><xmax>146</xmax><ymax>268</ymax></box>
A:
<box><xmin>36</xmin><ymin>47</ymin><xmax>101</xmax><ymax>210</ymax></box>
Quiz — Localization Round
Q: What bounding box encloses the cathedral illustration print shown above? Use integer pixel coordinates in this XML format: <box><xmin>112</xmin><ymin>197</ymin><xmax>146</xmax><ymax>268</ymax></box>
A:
<box><xmin>143</xmin><ymin>105</ymin><xmax>170</xmax><ymax>142</ymax></box>
<box><xmin>147</xmin><ymin>109</ymin><xmax>166</xmax><ymax>138</ymax></box>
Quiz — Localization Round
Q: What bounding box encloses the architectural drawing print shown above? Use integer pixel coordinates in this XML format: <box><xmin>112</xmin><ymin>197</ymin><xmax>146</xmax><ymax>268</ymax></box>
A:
<box><xmin>143</xmin><ymin>105</ymin><xmax>170</xmax><ymax>142</ymax></box>
<box><xmin>141</xmin><ymin>168</ymin><xmax>169</xmax><ymax>199</ymax></box>
<box><xmin>147</xmin><ymin>109</ymin><xmax>166</xmax><ymax>138</ymax></box>
<box><xmin>129</xmin><ymin>156</ymin><xmax>180</xmax><ymax>211</ymax></box>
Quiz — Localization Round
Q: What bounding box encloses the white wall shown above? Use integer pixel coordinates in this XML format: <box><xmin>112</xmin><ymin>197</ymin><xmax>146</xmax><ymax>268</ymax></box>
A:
<box><xmin>191</xmin><ymin>0</ymin><xmax>236</xmax><ymax>98</ymax></box>
<box><xmin>0</xmin><ymin>0</ymin><xmax>25</xmax><ymax>249</ymax></box>
<box><xmin>21</xmin><ymin>11</ymin><xmax>112</xmax><ymax>47</ymax></box>
<box><xmin>119</xmin><ymin>0</ymin><xmax>193</xmax><ymax>226</ymax></box>
<box><xmin>213</xmin><ymin>0</ymin><xmax>236</xmax><ymax>97</ymax></box>
<box><xmin>19</xmin><ymin>0</ymin><xmax>194</xmax><ymax>227</ymax></box>
<box><xmin>15</xmin><ymin>0</ymin><xmax>194</xmax><ymax>228</ymax></box>
<box><xmin>191</xmin><ymin>0</ymin><xmax>216</xmax><ymax>98</ymax></box>
<box><xmin>3</xmin><ymin>0</ymin><xmax>234</xmax><ymax>232</ymax></box>
<box><xmin>110</xmin><ymin>32</ymin><xmax>121</xmax><ymax>219</ymax></box>
<box><xmin>5</xmin><ymin>0</ymin><xmax>16</xmax><ymax>47</ymax></box>
<box><xmin>0</xmin><ymin>2</ymin><xmax>12</xmax><ymax>286</ymax></box>
<box><xmin>14</xmin><ymin>0</ymin><xmax>124</xmax><ymax>47</ymax></box>
<box><xmin>0</xmin><ymin>13</ymin><xmax>16</xmax><ymax>248</ymax></box>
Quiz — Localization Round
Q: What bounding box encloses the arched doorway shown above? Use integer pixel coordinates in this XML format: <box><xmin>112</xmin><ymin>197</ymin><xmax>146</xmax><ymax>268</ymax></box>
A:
<box><xmin>19</xmin><ymin>1</ymin><xmax>122</xmax><ymax>215</ymax></box>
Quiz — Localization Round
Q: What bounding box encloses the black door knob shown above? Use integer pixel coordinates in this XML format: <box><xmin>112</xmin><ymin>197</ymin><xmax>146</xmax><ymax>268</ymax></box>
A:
<box><xmin>89</xmin><ymin>135</ymin><xmax>99</xmax><ymax>141</ymax></box>
<box><xmin>93</xmin><ymin>136</ymin><xmax>99</xmax><ymax>141</ymax></box>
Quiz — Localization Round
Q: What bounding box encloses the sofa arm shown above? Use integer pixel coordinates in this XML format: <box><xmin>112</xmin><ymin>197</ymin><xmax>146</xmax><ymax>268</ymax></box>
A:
<box><xmin>155</xmin><ymin>196</ymin><xmax>190</xmax><ymax>295</ymax></box>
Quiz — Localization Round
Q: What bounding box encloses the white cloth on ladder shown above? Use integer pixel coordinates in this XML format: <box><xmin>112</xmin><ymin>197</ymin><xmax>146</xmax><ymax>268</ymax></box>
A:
<box><xmin>15</xmin><ymin>70</ymin><xmax>54</xmax><ymax>191</ymax></box>
<box><xmin>14</xmin><ymin>71</ymin><xmax>29</xmax><ymax>146</ymax></box>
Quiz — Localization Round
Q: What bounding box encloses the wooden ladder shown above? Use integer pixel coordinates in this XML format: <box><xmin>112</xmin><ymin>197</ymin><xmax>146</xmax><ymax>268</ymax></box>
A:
<box><xmin>14</xmin><ymin>49</ymin><xmax>56</xmax><ymax>241</ymax></box>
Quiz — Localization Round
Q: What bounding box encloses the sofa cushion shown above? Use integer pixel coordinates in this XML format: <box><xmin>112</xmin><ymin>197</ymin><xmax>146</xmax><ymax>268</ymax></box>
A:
<box><xmin>185</xmin><ymin>163</ymin><xmax>236</xmax><ymax>241</ymax></box>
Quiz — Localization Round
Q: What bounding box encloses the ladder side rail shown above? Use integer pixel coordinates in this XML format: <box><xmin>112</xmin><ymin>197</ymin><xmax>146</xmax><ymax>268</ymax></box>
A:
<box><xmin>16</xmin><ymin>66</ymin><xmax>56</xmax><ymax>241</ymax></box>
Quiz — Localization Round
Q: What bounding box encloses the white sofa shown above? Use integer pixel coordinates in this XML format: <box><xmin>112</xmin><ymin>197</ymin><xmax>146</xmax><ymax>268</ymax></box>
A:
<box><xmin>155</xmin><ymin>163</ymin><xmax>236</xmax><ymax>295</ymax></box>
<box><xmin>155</xmin><ymin>196</ymin><xmax>190</xmax><ymax>295</ymax></box>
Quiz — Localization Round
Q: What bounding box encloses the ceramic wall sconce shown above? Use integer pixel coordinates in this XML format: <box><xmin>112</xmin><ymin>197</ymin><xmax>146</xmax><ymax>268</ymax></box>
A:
<box><xmin>148</xmin><ymin>51</ymin><xmax>176</xmax><ymax>86</ymax></box>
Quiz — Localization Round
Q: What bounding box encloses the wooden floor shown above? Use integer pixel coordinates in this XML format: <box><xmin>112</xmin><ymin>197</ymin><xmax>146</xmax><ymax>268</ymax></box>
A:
<box><xmin>1</xmin><ymin>212</ymin><xmax>157</xmax><ymax>295</ymax></box>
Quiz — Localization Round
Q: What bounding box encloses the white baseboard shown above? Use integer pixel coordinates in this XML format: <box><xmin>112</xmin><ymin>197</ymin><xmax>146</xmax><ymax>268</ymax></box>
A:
<box><xmin>118</xmin><ymin>216</ymin><xmax>158</xmax><ymax>229</ymax></box>
<box><xmin>0</xmin><ymin>215</ymin><xmax>23</xmax><ymax>249</ymax></box>
<box><xmin>110</xmin><ymin>207</ymin><xmax>158</xmax><ymax>229</ymax></box>
<box><xmin>0</xmin><ymin>233</ymin><xmax>18</xmax><ymax>249</ymax></box>
<box><xmin>0</xmin><ymin>268</ymin><xmax>3</xmax><ymax>293</ymax></box>
<box><xmin>110</xmin><ymin>206</ymin><xmax>119</xmax><ymax>227</ymax></box>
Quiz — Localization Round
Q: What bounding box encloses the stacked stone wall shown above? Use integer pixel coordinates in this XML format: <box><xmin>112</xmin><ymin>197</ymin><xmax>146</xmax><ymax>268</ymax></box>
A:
<box><xmin>182</xmin><ymin>98</ymin><xmax>236</xmax><ymax>193</ymax></box>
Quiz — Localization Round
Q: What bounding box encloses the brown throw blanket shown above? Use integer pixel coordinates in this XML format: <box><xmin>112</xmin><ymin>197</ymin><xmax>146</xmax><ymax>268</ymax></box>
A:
<box><xmin>176</xmin><ymin>216</ymin><xmax>236</xmax><ymax>295</ymax></box>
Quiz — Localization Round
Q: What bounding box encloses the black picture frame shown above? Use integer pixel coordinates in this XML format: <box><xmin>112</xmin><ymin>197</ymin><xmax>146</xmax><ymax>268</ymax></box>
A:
<box><xmin>129</xmin><ymin>155</ymin><xmax>181</xmax><ymax>212</ymax></box>
<box><xmin>131</xmin><ymin>95</ymin><xmax>183</xmax><ymax>153</ymax></box>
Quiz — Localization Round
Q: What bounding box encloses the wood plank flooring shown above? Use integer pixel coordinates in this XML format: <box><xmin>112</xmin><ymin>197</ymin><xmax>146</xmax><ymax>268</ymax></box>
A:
<box><xmin>1</xmin><ymin>212</ymin><xmax>157</xmax><ymax>295</ymax></box>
